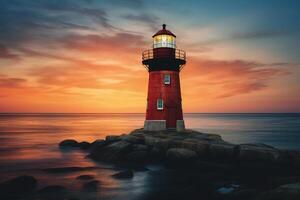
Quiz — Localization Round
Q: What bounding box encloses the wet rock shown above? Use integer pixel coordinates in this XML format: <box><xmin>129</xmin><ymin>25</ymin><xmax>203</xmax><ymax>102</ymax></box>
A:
<box><xmin>89</xmin><ymin>141</ymin><xmax>131</xmax><ymax>162</ymax></box>
<box><xmin>238</xmin><ymin>143</ymin><xmax>280</xmax><ymax>162</ymax></box>
<box><xmin>59</xmin><ymin>139</ymin><xmax>79</xmax><ymax>148</ymax></box>
<box><xmin>112</xmin><ymin>170</ymin><xmax>134</xmax><ymax>179</ymax></box>
<box><xmin>0</xmin><ymin>175</ymin><xmax>37</xmax><ymax>199</ymax></box>
<box><xmin>126</xmin><ymin>150</ymin><xmax>148</xmax><ymax>163</ymax></box>
<box><xmin>82</xmin><ymin>180</ymin><xmax>100</xmax><ymax>192</ymax></box>
<box><xmin>166</xmin><ymin>148</ymin><xmax>197</xmax><ymax>163</ymax></box>
<box><xmin>132</xmin><ymin>144</ymin><xmax>148</xmax><ymax>151</ymax></box>
<box><xmin>89</xmin><ymin>139</ymin><xmax>108</xmax><ymax>154</ymax></box>
<box><xmin>38</xmin><ymin>185</ymin><xmax>67</xmax><ymax>200</ymax></box>
<box><xmin>105</xmin><ymin>135</ymin><xmax>121</xmax><ymax>142</ymax></box>
<box><xmin>76</xmin><ymin>175</ymin><xmax>95</xmax><ymax>180</ymax></box>
<box><xmin>79</xmin><ymin>141</ymin><xmax>90</xmax><ymax>150</ymax></box>
<box><xmin>121</xmin><ymin>135</ymin><xmax>144</xmax><ymax>144</ymax></box>
<box><xmin>181</xmin><ymin>139</ymin><xmax>210</xmax><ymax>156</ymax></box>
<box><xmin>149</xmin><ymin>146</ymin><xmax>165</xmax><ymax>161</ymax></box>
<box><xmin>257</xmin><ymin>182</ymin><xmax>300</xmax><ymax>200</ymax></box>
<box><xmin>209</xmin><ymin>143</ymin><xmax>237</xmax><ymax>158</ymax></box>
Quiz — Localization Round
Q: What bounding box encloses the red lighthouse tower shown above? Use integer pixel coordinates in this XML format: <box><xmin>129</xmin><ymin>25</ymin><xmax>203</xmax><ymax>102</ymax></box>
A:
<box><xmin>142</xmin><ymin>24</ymin><xmax>186</xmax><ymax>131</ymax></box>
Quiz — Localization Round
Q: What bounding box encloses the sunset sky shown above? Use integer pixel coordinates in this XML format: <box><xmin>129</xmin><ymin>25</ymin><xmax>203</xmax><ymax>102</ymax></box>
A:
<box><xmin>0</xmin><ymin>0</ymin><xmax>300</xmax><ymax>113</ymax></box>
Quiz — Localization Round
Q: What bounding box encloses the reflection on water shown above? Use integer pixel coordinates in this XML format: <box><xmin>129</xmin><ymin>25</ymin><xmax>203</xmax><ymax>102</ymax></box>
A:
<box><xmin>0</xmin><ymin>113</ymin><xmax>299</xmax><ymax>199</ymax></box>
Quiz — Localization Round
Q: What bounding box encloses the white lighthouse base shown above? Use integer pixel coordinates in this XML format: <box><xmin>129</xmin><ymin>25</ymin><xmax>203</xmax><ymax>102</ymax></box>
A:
<box><xmin>144</xmin><ymin>120</ymin><xmax>185</xmax><ymax>131</ymax></box>
<box><xmin>144</xmin><ymin>120</ymin><xmax>166</xmax><ymax>131</ymax></box>
<box><xmin>176</xmin><ymin>120</ymin><xmax>185</xmax><ymax>131</ymax></box>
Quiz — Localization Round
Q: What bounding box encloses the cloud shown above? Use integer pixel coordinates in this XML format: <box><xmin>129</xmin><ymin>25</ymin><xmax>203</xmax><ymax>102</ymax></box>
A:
<box><xmin>122</xmin><ymin>14</ymin><xmax>160</xmax><ymax>30</ymax></box>
<box><xmin>182</xmin><ymin>57</ymin><xmax>289</xmax><ymax>98</ymax></box>
<box><xmin>200</xmin><ymin>28</ymin><xmax>300</xmax><ymax>45</ymax></box>
<box><xmin>0</xmin><ymin>0</ymin><xmax>113</xmax><ymax>47</ymax></box>
<box><xmin>0</xmin><ymin>74</ymin><xmax>27</xmax><ymax>88</ymax></box>
<box><xmin>0</xmin><ymin>44</ymin><xmax>20</xmax><ymax>60</ymax></box>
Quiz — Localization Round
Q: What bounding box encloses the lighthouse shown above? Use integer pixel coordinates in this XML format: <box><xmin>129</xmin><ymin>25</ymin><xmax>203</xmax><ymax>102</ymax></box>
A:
<box><xmin>142</xmin><ymin>24</ymin><xmax>186</xmax><ymax>131</ymax></box>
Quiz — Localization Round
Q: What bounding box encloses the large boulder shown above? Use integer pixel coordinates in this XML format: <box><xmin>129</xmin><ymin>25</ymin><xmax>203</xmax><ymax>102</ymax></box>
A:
<box><xmin>89</xmin><ymin>141</ymin><xmax>131</xmax><ymax>162</ymax></box>
<box><xmin>105</xmin><ymin>135</ymin><xmax>121</xmax><ymax>142</ymax></box>
<box><xmin>209</xmin><ymin>143</ymin><xmax>237</xmax><ymax>159</ymax></box>
<box><xmin>126</xmin><ymin>150</ymin><xmax>148</xmax><ymax>163</ymax></box>
<box><xmin>237</xmin><ymin>144</ymin><xmax>280</xmax><ymax>162</ymax></box>
<box><xmin>257</xmin><ymin>182</ymin><xmax>300</xmax><ymax>200</ymax></box>
<box><xmin>0</xmin><ymin>175</ymin><xmax>37</xmax><ymax>199</ymax></box>
<box><xmin>59</xmin><ymin>139</ymin><xmax>79</xmax><ymax>148</ymax></box>
<box><xmin>79</xmin><ymin>141</ymin><xmax>91</xmax><ymax>150</ymax></box>
<box><xmin>121</xmin><ymin>135</ymin><xmax>144</xmax><ymax>144</ymax></box>
<box><xmin>181</xmin><ymin>139</ymin><xmax>210</xmax><ymax>156</ymax></box>
<box><xmin>166</xmin><ymin>148</ymin><xmax>197</xmax><ymax>163</ymax></box>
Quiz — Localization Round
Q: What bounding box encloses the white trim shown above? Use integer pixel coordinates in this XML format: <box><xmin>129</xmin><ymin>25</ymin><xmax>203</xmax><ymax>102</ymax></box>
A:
<box><xmin>164</xmin><ymin>74</ymin><xmax>171</xmax><ymax>85</ymax></box>
<box><xmin>157</xmin><ymin>98</ymin><xmax>164</xmax><ymax>110</ymax></box>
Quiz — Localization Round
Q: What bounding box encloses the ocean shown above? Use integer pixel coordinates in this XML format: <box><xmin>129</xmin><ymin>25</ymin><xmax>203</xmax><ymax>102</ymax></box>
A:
<box><xmin>0</xmin><ymin>113</ymin><xmax>299</xmax><ymax>199</ymax></box>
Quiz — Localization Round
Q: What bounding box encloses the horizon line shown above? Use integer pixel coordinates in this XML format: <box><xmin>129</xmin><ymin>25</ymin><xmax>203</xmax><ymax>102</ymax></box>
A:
<box><xmin>0</xmin><ymin>112</ymin><xmax>299</xmax><ymax>114</ymax></box>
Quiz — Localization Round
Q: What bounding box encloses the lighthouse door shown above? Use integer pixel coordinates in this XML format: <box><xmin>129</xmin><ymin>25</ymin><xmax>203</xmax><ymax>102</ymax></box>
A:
<box><xmin>166</xmin><ymin>107</ymin><xmax>177</xmax><ymax>128</ymax></box>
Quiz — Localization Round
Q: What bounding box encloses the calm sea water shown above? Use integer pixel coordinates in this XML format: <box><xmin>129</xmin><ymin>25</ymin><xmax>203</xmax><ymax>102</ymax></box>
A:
<box><xmin>0</xmin><ymin>113</ymin><xmax>299</xmax><ymax>199</ymax></box>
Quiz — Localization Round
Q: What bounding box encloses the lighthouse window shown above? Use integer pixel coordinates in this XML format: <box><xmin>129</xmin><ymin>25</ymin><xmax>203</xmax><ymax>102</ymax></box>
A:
<box><xmin>153</xmin><ymin>34</ymin><xmax>176</xmax><ymax>48</ymax></box>
<box><xmin>164</xmin><ymin>74</ymin><xmax>171</xmax><ymax>85</ymax></box>
<box><xmin>157</xmin><ymin>99</ymin><xmax>164</xmax><ymax>110</ymax></box>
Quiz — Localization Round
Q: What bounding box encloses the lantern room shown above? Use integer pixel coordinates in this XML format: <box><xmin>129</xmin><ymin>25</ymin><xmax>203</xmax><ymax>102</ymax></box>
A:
<box><xmin>153</xmin><ymin>24</ymin><xmax>176</xmax><ymax>48</ymax></box>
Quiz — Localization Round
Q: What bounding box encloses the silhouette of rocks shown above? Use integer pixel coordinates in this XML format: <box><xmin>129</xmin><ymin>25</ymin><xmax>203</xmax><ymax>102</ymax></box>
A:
<box><xmin>38</xmin><ymin>185</ymin><xmax>67</xmax><ymax>200</ymax></box>
<box><xmin>0</xmin><ymin>175</ymin><xmax>37</xmax><ymax>199</ymax></box>
<box><xmin>82</xmin><ymin>180</ymin><xmax>100</xmax><ymax>192</ymax></box>
<box><xmin>59</xmin><ymin>139</ymin><xmax>79</xmax><ymax>148</ymax></box>
<box><xmin>76</xmin><ymin>174</ymin><xmax>95</xmax><ymax>180</ymax></box>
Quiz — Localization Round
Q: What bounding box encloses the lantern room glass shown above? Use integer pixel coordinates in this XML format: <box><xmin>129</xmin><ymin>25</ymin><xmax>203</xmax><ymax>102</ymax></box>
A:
<box><xmin>153</xmin><ymin>34</ymin><xmax>176</xmax><ymax>48</ymax></box>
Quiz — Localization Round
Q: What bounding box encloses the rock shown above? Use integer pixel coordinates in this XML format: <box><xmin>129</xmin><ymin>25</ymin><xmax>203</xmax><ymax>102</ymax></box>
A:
<box><xmin>59</xmin><ymin>139</ymin><xmax>79</xmax><ymax>148</ymax></box>
<box><xmin>238</xmin><ymin>143</ymin><xmax>280</xmax><ymax>162</ymax></box>
<box><xmin>112</xmin><ymin>170</ymin><xmax>134</xmax><ymax>179</ymax></box>
<box><xmin>89</xmin><ymin>141</ymin><xmax>131</xmax><ymax>162</ymax></box>
<box><xmin>105</xmin><ymin>135</ymin><xmax>121</xmax><ymax>142</ymax></box>
<box><xmin>149</xmin><ymin>146</ymin><xmax>165</xmax><ymax>161</ymax></box>
<box><xmin>209</xmin><ymin>143</ymin><xmax>236</xmax><ymax>158</ymax></box>
<box><xmin>257</xmin><ymin>182</ymin><xmax>300</xmax><ymax>200</ymax></box>
<box><xmin>43</xmin><ymin>166</ymin><xmax>98</xmax><ymax>173</ymax></box>
<box><xmin>89</xmin><ymin>139</ymin><xmax>108</xmax><ymax>154</ymax></box>
<box><xmin>166</xmin><ymin>148</ymin><xmax>197</xmax><ymax>163</ymax></box>
<box><xmin>76</xmin><ymin>175</ymin><xmax>95</xmax><ymax>180</ymax></box>
<box><xmin>132</xmin><ymin>144</ymin><xmax>148</xmax><ymax>151</ymax></box>
<box><xmin>121</xmin><ymin>135</ymin><xmax>144</xmax><ymax>144</ymax></box>
<box><xmin>82</xmin><ymin>180</ymin><xmax>99</xmax><ymax>192</ymax></box>
<box><xmin>0</xmin><ymin>175</ymin><xmax>37</xmax><ymax>199</ymax></box>
<box><xmin>181</xmin><ymin>139</ymin><xmax>209</xmax><ymax>156</ymax></box>
<box><xmin>231</xmin><ymin>189</ymin><xmax>258</xmax><ymax>199</ymax></box>
<box><xmin>79</xmin><ymin>141</ymin><xmax>90</xmax><ymax>150</ymax></box>
<box><xmin>38</xmin><ymin>185</ymin><xmax>67</xmax><ymax>200</ymax></box>
<box><xmin>126</xmin><ymin>150</ymin><xmax>148</xmax><ymax>163</ymax></box>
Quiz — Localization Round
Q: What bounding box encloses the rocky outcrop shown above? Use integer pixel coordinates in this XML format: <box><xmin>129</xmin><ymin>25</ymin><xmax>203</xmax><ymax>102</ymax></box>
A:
<box><xmin>60</xmin><ymin>128</ymin><xmax>300</xmax><ymax>169</ymax></box>
<box><xmin>166</xmin><ymin>148</ymin><xmax>197</xmax><ymax>163</ymax></box>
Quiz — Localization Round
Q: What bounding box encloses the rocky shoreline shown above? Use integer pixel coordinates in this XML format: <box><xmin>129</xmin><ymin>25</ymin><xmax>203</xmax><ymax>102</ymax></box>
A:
<box><xmin>1</xmin><ymin>128</ymin><xmax>300</xmax><ymax>200</ymax></box>
<box><xmin>59</xmin><ymin>128</ymin><xmax>300</xmax><ymax>200</ymax></box>
<box><xmin>60</xmin><ymin>128</ymin><xmax>300</xmax><ymax>167</ymax></box>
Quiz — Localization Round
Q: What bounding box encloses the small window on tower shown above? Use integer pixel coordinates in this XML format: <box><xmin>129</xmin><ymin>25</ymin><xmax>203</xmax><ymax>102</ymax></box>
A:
<box><xmin>157</xmin><ymin>98</ymin><xmax>164</xmax><ymax>110</ymax></box>
<box><xmin>164</xmin><ymin>74</ymin><xmax>170</xmax><ymax>85</ymax></box>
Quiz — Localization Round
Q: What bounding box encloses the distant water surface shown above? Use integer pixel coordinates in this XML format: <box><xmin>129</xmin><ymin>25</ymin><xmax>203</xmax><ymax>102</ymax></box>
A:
<box><xmin>0</xmin><ymin>113</ymin><xmax>299</xmax><ymax>199</ymax></box>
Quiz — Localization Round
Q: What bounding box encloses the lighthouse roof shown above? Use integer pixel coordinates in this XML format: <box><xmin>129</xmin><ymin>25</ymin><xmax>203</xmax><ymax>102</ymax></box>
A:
<box><xmin>152</xmin><ymin>24</ymin><xmax>176</xmax><ymax>38</ymax></box>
